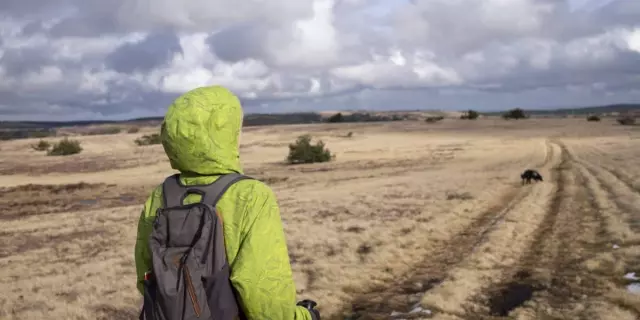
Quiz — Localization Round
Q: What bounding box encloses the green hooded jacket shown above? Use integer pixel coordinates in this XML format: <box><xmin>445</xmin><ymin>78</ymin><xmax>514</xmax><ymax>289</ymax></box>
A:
<box><xmin>134</xmin><ymin>86</ymin><xmax>313</xmax><ymax>320</ymax></box>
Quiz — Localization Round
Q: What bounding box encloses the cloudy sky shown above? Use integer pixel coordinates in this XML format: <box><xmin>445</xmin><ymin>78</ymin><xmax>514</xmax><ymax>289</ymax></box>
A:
<box><xmin>1</xmin><ymin>0</ymin><xmax>639</xmax><ymax>121</ymax></box>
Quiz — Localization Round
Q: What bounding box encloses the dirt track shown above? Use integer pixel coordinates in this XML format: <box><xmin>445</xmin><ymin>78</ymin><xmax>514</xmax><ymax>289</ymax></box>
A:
<box><xmin>341</xmin><ymin>138</ymin><xmax>640</xmax><ymax>320</ymax></box>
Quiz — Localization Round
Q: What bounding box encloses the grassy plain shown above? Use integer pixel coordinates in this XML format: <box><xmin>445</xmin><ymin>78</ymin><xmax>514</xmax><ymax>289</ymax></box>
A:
<box><xmin>0</xmin><ymin>118</ymin><xmax>639</xmax><ymax>320</ymax></box>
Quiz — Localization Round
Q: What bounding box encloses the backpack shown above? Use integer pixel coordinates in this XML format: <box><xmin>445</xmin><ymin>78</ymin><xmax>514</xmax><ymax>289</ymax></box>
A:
<box><xmin>140</xmin><ymin>173</ymin><xmax>252</xmax><ymax>320</ymax></box>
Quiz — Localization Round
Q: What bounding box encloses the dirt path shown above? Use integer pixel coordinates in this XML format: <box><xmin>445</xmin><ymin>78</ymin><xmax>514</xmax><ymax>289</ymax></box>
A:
<box><xmin>466</xmin><ymin>142</ymin><xmax>610</xmax><ymax>320</ymax></box>
<box><xmin>424</xmin><ymin>141</ymin><xmax>639</xmax><ymax>320</ymax></box>
<box><xmin>338</xmin><ymin>141</ymin><xmax>561</xmax><ymax>320</ymax></box>
<box><xmin>340</xmin><ymin>139</ymin><xmax>640</xmax><ymax>320</ymax></box>
<box><xmin>416</xmin><ymin>141</ymin><xmax>564</xmax><ymax>319</ymax></box>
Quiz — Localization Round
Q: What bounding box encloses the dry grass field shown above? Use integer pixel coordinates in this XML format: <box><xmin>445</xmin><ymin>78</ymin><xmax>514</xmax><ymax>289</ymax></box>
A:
<box><xmin>1</xmin><ymin>118</ymin><xmax>639</xmax><ymax>320</ymax></box>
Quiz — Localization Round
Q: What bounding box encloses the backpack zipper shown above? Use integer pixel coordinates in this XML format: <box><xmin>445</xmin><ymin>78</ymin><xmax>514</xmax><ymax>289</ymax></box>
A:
<box><xmin>183</xmin><ymin>264</ymin><xmax>201</xmax><ymax>317</ymax></box>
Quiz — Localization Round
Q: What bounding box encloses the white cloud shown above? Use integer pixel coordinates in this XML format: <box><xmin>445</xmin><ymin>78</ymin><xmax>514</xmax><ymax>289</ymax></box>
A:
<box><xmin>0</xmin><ymin>0</ymin><xmax>638</xmax><ymax>120</ymax></box>
<box><xmin>626</xmin><ymin>28</ymin><xmax>640</xmax><ymax>53</ymax></box>
<box><xmin>265</xmin><ymin>0</ymin><xmax>340</xmax><ymax>69</ymax></box>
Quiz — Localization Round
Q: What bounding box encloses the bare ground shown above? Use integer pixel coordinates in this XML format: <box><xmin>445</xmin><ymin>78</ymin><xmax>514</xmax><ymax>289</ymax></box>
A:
<box><xmin>0</xmin><ymin>118</ymin><xmax>638</xmax><ymax>320</ymax></box>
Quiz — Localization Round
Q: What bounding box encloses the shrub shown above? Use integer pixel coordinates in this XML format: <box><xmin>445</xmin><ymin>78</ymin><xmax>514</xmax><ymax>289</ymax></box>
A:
<box><xmin>503</xmin><ymin>108</ymin><xmax>527</xmax><ymax>120</ymax></box>
<box><xmin>586</xmin><ymin>115</ymin><xmax>601</xmax><ymax>122</ymax></box>
<box><xmin>460</xmin><ymin>110</ymin><xmax>480</xmax><ymax>120</ymax></box>
<box><xmin>286</xmin><ymin>134</ymin><xmax>333</xmax><ymax>164</ymax></box>
<box><xmin>327</xmin><ymin>112</ymin><xmax>343</xmax><ymax>123</ymax></box>
<box><xmin>425</xmin><ymin>116</ymin><xmax>444</xmax><ymax>123</ymax></box>
<box><xmin>617</xmin><ymin>116</ymin><xmax>636</xmax><ymax>126</ymax></box>
<box><xmin>47</xmin><ymin>138</ymin><xmax>82</xmax><ymax>156</ymax></box>
<box><xmin>346</xmin><ymin>131</ymin><xmax>353</xmax><ymax>138</ymax></box>
<box><xmin>135</xmin><ymin>133</ymin><xmax>162</xmax><ymax>146</ymax></box>
<box><xmin>32</xmin><ymin>139</ymin><xmax>51</xmax><ymax>151</ymax></box>
<box><xmin>127</xmin><ymin>127</ymin><xmax>140</xmax><ymax>134</ymax></box>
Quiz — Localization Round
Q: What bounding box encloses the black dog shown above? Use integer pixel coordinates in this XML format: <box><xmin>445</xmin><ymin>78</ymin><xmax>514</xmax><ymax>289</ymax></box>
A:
<box><xmin>521</xmin><ymin>169</ymin><xmax>543</xmax><ymax>185</ymax></box>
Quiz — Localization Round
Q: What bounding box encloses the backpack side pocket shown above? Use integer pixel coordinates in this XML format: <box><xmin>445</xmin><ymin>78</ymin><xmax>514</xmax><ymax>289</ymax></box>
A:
<box><xmin>141</xmin><ymin>277</ymin><xmax>159</xmax><ymax>320</ymax></box>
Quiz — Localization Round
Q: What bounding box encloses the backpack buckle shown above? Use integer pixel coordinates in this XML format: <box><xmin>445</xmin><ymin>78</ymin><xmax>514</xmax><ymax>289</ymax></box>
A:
<box><xmin>144</xmin><ymin>271</ymin><xmax>153</xmax><ymax>281</ymax></box>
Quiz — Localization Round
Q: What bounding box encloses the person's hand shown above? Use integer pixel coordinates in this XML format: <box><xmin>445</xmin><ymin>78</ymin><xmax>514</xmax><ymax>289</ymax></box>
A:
<box><xmin>297</xmin><ymin>299</ymin><xmax>320</xmax><ymax>320</ymax></box>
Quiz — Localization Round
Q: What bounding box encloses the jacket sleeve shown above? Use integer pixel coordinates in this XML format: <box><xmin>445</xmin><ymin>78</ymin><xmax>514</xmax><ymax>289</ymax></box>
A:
<box><xmin>134</xmin><ymin>186</ymin><xmax>163</xmax><ymax>295</ymax></box>
<box><xmin>230</xmin><ymin>182</ymin><xmax>314</xmax><ymax>320</ymax></box>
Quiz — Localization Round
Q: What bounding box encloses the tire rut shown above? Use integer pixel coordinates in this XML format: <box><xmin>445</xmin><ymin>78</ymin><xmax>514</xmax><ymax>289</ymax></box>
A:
<box><xmin>574</xmin><ymin>145</ymin><xmax>640</xmax><ymax>194</ymax></box>
<box><xmin>344</xmin><ymin>188</ymin><xmax>531</xmax><ymax>320</ymax></box>
<box><xmin>531</xmin><ymin>145</ymin><xmax>611</xmax><ymax>319</ymax></box>
<box><xmin>569</xmin><ymin>148</ymin><xmax>640</xmax><ymax>233</ymax></box>
<box><xmin>565</xmin><ymin>146</ymin><xmax>640</xmax><ymax>319</ymax></box>
<box><xmin>338</xmin><ymin>141</ymin><xmax>557</xmax><ymax>320</ymax></box>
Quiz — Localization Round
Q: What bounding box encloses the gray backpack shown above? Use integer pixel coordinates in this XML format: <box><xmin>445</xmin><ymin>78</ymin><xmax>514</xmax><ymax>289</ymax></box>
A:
<box><xmin>140</xmin><ymin>173</ymin><xmax>252</xmax><ymax>320</ymax></box>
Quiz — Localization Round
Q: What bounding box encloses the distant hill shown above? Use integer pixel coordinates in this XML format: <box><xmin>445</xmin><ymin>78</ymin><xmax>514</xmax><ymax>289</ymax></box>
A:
<box><xmin>0</xmin><ymin>113</ymin><xmax>324</xmax><ymax>130</ymax></box>
<box><xmin>0</xmin><ymin>120</ymin><xmax>119</xmax><ymax>130</ymax></box>
<box><xmin>1</xmin><ymin>103</ymin><xmax>638</xmax><ymax>133</ymax></box>
<box><xmin>482</xmin><ymin>103</ymin><xmax>640</xmax><ymax>116</ymax></box>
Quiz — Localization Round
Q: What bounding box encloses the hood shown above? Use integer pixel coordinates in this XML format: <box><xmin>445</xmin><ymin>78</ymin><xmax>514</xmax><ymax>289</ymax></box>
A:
<box><xmin>161</xmin><ymin>85</ymin><xmax>243</xmax><ymax>175</ymax></box>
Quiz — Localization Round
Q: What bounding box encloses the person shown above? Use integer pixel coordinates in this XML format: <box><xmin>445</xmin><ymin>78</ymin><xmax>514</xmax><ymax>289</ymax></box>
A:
<box><xmin>134</xmin><ymin>85</ymin><xmax>319</xmax><ymax>320</ymax></box>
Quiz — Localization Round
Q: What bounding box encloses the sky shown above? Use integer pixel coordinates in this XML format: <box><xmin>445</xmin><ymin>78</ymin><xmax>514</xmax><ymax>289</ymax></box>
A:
<box><xmin>0</xmin><ymin>0</ymin><xmax>639</xmax><ymax>121</ymax></box>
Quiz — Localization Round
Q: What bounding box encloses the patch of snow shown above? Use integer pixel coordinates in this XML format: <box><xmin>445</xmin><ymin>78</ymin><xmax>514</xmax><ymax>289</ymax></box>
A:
<box><xmin>627</xmin><ymin>283</ymin><xmax>640</xmax><ymax>294</ymax></box>
<box><xmin>612</xmin><ymin>244</ymin><xmax>620</xmax><ymax>249</ymax></box>
<box><xmin>624</xmin><ymin>272</ymin><xmax>638</xmax><ymax>281</ymax></box>
<box><xmin>409</xmin><ymin>306</ymin><xmax>432</xmax><ymax>315</ymax></box>
<box><xmin>390</xmin><ymin>306</ymin><xmax>432</xmax><ymax>318</ymax></box>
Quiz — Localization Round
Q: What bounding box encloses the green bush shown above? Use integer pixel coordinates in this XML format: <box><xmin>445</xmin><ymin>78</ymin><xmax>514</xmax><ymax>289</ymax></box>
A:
<box><xmin>31</xmin><ymin>139</ymin><xmax>51</xmax><ymax>151</ymax></box>
<box><xmin>135</xmin><ymin>133</ymin><xmax>162</xmax><ymax>146</ymax></box>
<box><xmin>286</xmin><ymin>134</ymin><xmax>333</xmax><ymax>164</ymax></box>
<box><xmin>327</xmin><ymin>112</ymin><xmax>343</xmax><ymax>123</ymax></box>
<box><xmin>47</xmin><ymin>138</ymin><xmax>82</xmax><ymax>156</ymax></box>
<box><xmin>503</xmin><ymin>108</ymin><xmax>527</xmax><ymax>120</ymax></box>
<box><xmin>586</xmin><ymin>115</ymin><xmax>601</xmax><ymax>122</ymax></box>
<box><xmin>460</xmin><ymin>110</ymin><xmax>479</xmax><ymax>120</ymax></box>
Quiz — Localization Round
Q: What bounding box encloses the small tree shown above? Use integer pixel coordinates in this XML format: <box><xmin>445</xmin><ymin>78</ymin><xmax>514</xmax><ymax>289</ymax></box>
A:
<box><xmin>586</xmin><ymin>115</ymin><xmax>601</xmax><ymax>122</ymax></box>
<box><xmin>503</xmin><ymin>108</ymin><xmax>527</xmax><ymax>120</ymax></box>
<box><xmin>460</xmin><ymin>110</ymin><xmax>479</xmax><ymax>120</ymax></box>
<box><xmin>32</xmin><ymin>139</ymin><xmax>51</xmax><ymax>151</ymax></box>
<box><xmin>327</xmin><ymin>112</ymin><xmax>343</xmax><ymax>123</ymax></box>
<box><xmin>47</xmin><ymin>138</ymin><xmax>82</xmax><ymax>156</ymax></box>
<box><xmin>286</xmin><ymin>134</ymin><xmax>333</xmax><ymax>164</ymax></box>
<box><xmin>135</xmin><ymin>134</ymin><xmax>162</xmax><ymax>146</ymax></box>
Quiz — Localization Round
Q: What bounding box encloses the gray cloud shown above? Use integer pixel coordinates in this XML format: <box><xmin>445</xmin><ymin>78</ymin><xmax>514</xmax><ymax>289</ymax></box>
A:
<box><xmin>0</xmin><ymin>0</ymin><xmax>639</xmax><ymax>121</ymax></box>
<box><xmin>207</xmin><ymin>23</ymin><xmax>268</xmax><ymax>63</ymax></box>
<box><xmin>106</xmin><ymin>32</ymin><xmax>183</xmax><ymax>73</ymax></box>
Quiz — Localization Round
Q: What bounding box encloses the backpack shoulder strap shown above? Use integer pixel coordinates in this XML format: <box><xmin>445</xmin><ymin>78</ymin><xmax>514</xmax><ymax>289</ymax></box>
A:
<box><xmin>200</xmin><ymin>173</ymin><xmax>253</xmax><ymax>207</ymax></box>
<box><xmin>161</xmin><ymin>173</ymin><xmax>187</xmax><ymax>208</ymax></box>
